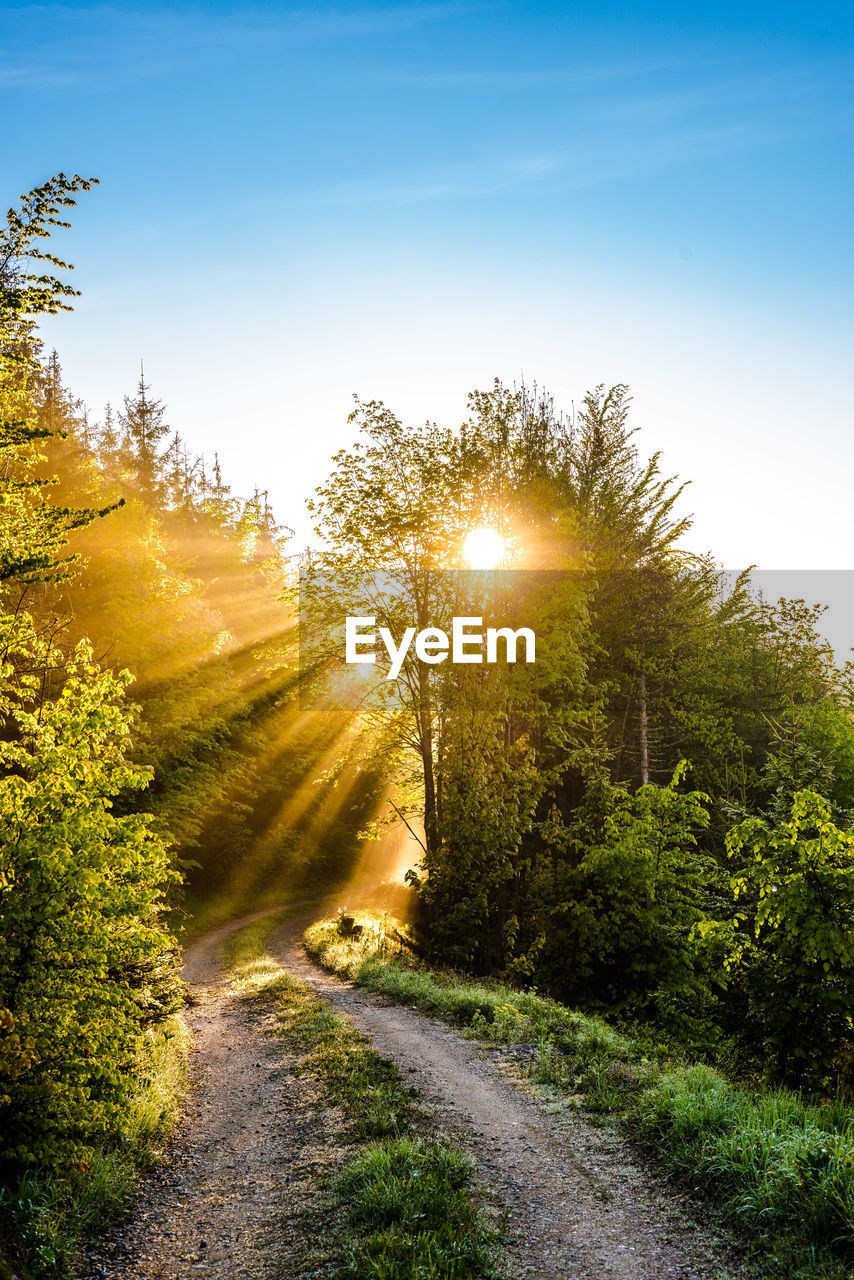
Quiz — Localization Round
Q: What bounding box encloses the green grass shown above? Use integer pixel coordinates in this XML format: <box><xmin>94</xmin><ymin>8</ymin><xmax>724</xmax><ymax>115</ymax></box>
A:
<box><xmin>226</xmin><ymin>915</ymin><xmax>501</xmax><ymax>1279</ymax></box>
<box><xmin>635</xmin><ymin>1065</ymin><xmax>854</xmax><ymax>1280</ymax></box>
<box><xmin>0</xmin><ymin>1015</ymin><xmax>189</xmax><ymax>1280</ymax></box>
<box><xmin>305</xmin><ymin>913</ymin><xmax>854</xmax><ymax>1280</ymax></box>
<box><xmin>336</xmin><ymin>1138</ymin><xmax>496</xmax><ymax>1279</ymax></box>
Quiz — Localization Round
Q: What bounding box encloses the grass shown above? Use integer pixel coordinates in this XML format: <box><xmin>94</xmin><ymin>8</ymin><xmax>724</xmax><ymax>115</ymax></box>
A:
<box><xmin>225</xmin><ymin>915</ymin><xmax>501</xmax><ymax>1279</ymax></box>
<box><xmin>305</xmin><ymin>912</ymin><xmax>854</xmax><ymax>1280</ymax></box>
<box><xmin>336</xmin><ymin>1139</ymin><xmax>495</xmax><ymax>1279</ymax></box>
<box><xmin>0</xmin><ymin>1014</ymin><xmax>189</xmax><ymax>1280</ymax></box>
<box><xmin>635</xmin><ymin>1066</ymin><xmax>854</xmax><ymax>1280</ymax></box>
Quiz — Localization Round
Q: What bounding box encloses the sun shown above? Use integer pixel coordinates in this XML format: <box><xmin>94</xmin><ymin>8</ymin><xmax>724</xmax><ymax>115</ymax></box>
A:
<box><xmin>463</xmin><ymin>525</ymin><xmax>506</xmax><ymax>570</ymax></box>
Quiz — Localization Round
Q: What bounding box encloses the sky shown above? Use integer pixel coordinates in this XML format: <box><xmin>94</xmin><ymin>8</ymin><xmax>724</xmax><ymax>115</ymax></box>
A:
<box><xmin>2</xmin><ymin>1</ymin><xmax>853</xmax><ymax>572</ymax></box>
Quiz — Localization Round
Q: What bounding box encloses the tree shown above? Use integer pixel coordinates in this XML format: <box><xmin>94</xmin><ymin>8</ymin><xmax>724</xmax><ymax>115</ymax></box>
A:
<box><xmin>0</xmin><ymin>174</ymin><xmax>180</xmax><ymax>1184</ymax></box>
<box><xmin>307</xmin><ymin>386</ymin><xmax>598</xmax><ymax>967</ymax></box>
<box><xmin>0</xmin><ymin>173</ymin><xmax>112</xmax><ymax>584</ymax></box>
<box><xmin>0</xmin><ymin>625</ymin><xmax>177</xmax><ymax>1166</ymax></box>
<box><xmin>711</xmin><ymin>790</ymin><xmax>854</xmax><ymax>1088</ymax></box>
<box><xmin>416</xmin><ymin>568</ymin><xmax>591</xmax><ymax>972</ymax></box>
<box><xmin>306</xmin><ymin>397</ymin><xmax>475</xmax><ymax>857</ymax></box>
<box><xmin>119</xmin><ymin>368</ymin><xmax>170</xmax><ymax>505</ymax></box>
<box><xmin>540</xmin><ymin>763</ymin><xmax>717</xmax><ymax>1020</ymax></box>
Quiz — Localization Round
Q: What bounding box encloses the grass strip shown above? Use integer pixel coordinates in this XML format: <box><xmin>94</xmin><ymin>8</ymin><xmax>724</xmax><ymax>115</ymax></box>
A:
<box><xmin>225</xmin><ymin>916</ymin><xmax>501</xmax><ymax>1279</ymax></box>
<box><xmin>0</xmin><ymin>1015</ymin><xmax>189</xmax><ymax>1280</ymax></box>
<box><xmin>305</xmin><ymin>912</ymin><xmax>854</xmax><ymax>1280</ymax></box>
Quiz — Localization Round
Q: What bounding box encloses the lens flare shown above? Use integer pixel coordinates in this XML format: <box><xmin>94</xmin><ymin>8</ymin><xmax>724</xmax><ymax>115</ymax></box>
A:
<box><xmin>463</xmin><ymin>526</ymin><xmax>505</xmax><ymax>569</ymax></box>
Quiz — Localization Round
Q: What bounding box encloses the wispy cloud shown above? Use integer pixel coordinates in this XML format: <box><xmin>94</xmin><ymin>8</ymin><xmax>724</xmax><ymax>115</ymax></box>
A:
<box><xmin>386</xmin><ymin>59</ymin><xmax>675</xmax><ymax>91</ymax></box>
<box><xmin>274</xmin><ymin>59</ymin><xmax>854</xmax><ymax>211</ymax></box>
<box><xmin>0</xmin><ymin>59</ymin><xmax>79</xmax><ymax>89</ymax></box>
<box><xmin>0</xmin><ymin>2</ymin><xmax>476</xmax><ymax>94</ymax></box>
<box><xmin>288</xmin><ymin>149</ymin><xmax>566</xmax><ymax>208</ymax></box>
<box><xmin>255</xmin><ymin>2</ymin><xmax>479</xmax><ymax>40</ymax></box>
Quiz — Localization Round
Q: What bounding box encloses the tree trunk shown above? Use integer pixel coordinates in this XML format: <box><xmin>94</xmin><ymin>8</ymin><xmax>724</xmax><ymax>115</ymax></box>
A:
<box><xmin>418</xmin><ymin>661</ymin><xmax>439</xmax><ymax>855</ymax></box>
<box><xmin>638</xmin><ymin>670</ymin><xmax>649</xmax><ymax>786</ymax></box>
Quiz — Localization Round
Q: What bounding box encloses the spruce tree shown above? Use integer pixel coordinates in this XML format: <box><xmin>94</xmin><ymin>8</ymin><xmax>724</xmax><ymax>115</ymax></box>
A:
<box><xmin>98</xmin><ymin>400</ymin><xmax>120</xmax><ymax>460</ymax></box>
<box><xmin>119</xmin><ymin>366</ymin><xmax>170</xmax><ymax>505</ymax></box>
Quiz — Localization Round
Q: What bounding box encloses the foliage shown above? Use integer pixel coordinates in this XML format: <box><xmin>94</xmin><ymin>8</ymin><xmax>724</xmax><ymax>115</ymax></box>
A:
<box><xmin>706</xmin><ymin>790</ymin><xmax>854</xmax><ymax>1090</ymax></box>
<box><xmin>304</xmin><ymin>394</ymin><xmax>504</xmax><ymax>858</ymax></box>
<box><xmin>306</xmin><ymin>386</ymin><xmax>600</xmax><ymax>972</ymax></box>
<box><xmin>307</xmin><ymin>912</ymin><xmax>854</xmax><ymax>1280</ymax></box>
<box><xmin>0</xmin><ymin>618</ymin><xmax>179</xmax><ymax>1168</ymax></box>
<box><xmin>27</xmin><ymin>348</ymin><xmax>381</xmax><ymax>925</ymax></box>
<box><xmin>0</xmin><ymin>173</ymin><xmax>112</xmax><ymax>584</ymax></box>
<box><xmin>0</xmin><ymin>1016</ymin><xmax>187</xmax><ymax>1279</ymax></box>
<box><xmin>5</xmin><ymin>164</ymin><xmax>854</xmax><ymax>1275</ymax></box>
<box><xmin>308</xmin><ymin>377</ymin><xmax>854</xmax><ymax>1097</ymax></box>
<box><xmin>0</xmin><ymin>174</ymin><xmax>187</xmax><ymax>1278</ymax></box>
<box><xmin>541</xmin><ymin>763</ymin><xmax>718</xmax><ymax>1018</ymax></box>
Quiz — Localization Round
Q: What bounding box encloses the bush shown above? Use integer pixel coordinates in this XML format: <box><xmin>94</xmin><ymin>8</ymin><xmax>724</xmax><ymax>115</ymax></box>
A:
<box><xmin>0</xmin><ymin>1015</ymin><xmax>187</xmax><ymax>1278</ymax></box>
<box><xmin>0</xmin><ymin>624</ymin><xmax>180</xmax><ymax>1171</ymax></box>
<box><xmin>707</xmin><ymin>790</ymin><xmax>854</xmax><ymax>1089</ymax></box>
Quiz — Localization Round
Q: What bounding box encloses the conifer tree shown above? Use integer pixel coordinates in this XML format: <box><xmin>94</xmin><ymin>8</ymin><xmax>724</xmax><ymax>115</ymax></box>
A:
<box><xmin>119</xmin><ymin>366</ymin><xmax>170</xmax><ymax>505</ymax></box>
<box><xmin>0</xmin><ymin>174</ymin><xmax>179</xmax><ymax>1185</ymax></box>
<box><xmin>99</xmin><ymin>399</ymin><xmax>119</xmax><ymax>455</ymax></box>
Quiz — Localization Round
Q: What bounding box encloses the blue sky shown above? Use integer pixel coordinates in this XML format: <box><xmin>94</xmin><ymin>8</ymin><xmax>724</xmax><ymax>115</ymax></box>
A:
<box><xmin>2</xmin><ymin>1</ymin><xmax>853</xmax><ymax>565</ymax></box>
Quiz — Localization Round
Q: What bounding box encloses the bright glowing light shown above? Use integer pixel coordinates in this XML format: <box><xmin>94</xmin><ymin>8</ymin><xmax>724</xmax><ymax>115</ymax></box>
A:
<box><xmin>463</xmin><ymin>526</ymin><xmax>506</xmax><ymax>569</ymax></box>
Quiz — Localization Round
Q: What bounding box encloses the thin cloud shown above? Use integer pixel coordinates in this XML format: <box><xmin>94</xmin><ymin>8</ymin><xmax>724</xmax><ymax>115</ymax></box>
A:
<box><xmin>278</xmin><ymin>149</ymin><xmax>568</xmax><ymax>209</ymax></box>
<box><xmin>387</xmin><ymin>59</ymin><xmax>676</xmax><ymax>91</ymax></box>
<box><xmin>0</xmin><ymin>59</ymin><xmax>80</xmax><ymax>88</ymax></box>
<box><xmin>274</xmin><ymin>58</ymin><xmax>854</xmax><ymax>212</ymax></box>
<box><xmin>0</xmin><ymin>2</ymin><xmax>477</xmax><ymax>94</ymax></box>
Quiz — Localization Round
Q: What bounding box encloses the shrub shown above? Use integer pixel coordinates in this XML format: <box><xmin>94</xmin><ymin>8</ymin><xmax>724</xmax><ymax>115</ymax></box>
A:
<box><xmin>0</xmin><ymin>625</ymin><xmax>180</xmax><ymax>1171</ymax></box>
<box><xmin>706</xmin><ymin>790</ymin><xmax>854</xmax><ymax>1089</ymax></box>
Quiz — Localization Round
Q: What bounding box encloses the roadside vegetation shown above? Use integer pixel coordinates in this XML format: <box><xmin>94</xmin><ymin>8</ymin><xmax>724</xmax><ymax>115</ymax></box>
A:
<box><xmin>225</xmin><ymin>917</ymin><xmax>502</xmax><ymax>1279</ymax></box>
<box><xmin>307</xmin><ymin>377</ymin><xmax>854</xmax><ymax>1103</ymax></box>
<box><xmin>0</xmin><ymin>176</ymin><xmax>191</xmax><ymax>1280</ymax></box>
<box><xmin>306</xmin><ymin>913</ymin><xmax>854</xmax><ymax>1280</ymax></box>
<box><xmin>0</xmin><ymin>1015</ymin><xmax>188</xmax><ymax>1280</ymax></box>
<box><xmin>0</xmin><ymin>175</ymin><xmax>365</xmax><ymax>1278</ymax></box>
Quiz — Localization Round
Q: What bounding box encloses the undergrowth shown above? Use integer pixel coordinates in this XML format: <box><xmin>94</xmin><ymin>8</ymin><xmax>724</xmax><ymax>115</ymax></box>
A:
<box><xmin>305</xmin><ymin>912</ymin><xmax>854</xmax><ymax>1280</ymax></box>
<box><xmin>0</xmin><ymin>1015</ymin><xmax>189</xmax><ymax>1280</ymax></box>
<box><xmin>225</xmin><ymin>916</ymin><xmax>500</xmax><ymax>1279</ymax></box>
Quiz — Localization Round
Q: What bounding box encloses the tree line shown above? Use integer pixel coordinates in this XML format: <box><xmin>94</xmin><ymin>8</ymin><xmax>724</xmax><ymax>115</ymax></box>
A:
<box><xmin>0</xmin><ymin>174</ymin><xmax>380</xmax><ymax>1267</ymax></box>
<box><xmin>306</xmin><ymin>385</ymin><xmax>854</xmax><ymax>1093</ymax></box>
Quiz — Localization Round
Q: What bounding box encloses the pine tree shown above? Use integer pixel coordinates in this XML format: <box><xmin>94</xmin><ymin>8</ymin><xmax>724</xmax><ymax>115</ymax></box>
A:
<box><xmin>119</xmin><ymin>365</ymin><xmax>170</xmax><ymax>504</ymax></box>
<box><xmin>98</xmin><ymin>400</ymin><xmax>120</xmax><ymax>458</ymax></box>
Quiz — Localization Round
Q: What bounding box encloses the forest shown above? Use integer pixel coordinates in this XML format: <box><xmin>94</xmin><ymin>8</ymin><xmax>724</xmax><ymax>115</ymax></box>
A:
<box><xmin>2</xmin><ymin>176</ymin><xmax>853</xmax><ymax>1279</ymax></box>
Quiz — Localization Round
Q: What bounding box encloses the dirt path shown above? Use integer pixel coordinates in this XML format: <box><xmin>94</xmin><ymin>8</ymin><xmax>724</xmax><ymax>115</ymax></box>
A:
<box><xmin>82</xmin><ymin>905</ymin><xmax>335</xmax><ymax>1280</ymax></box>
<box><xmin>268</xmin><ymin>908</ymin><xmax>743</xmax><ymax>1280</ymax></box>
<box><xmin>84</xmin><ymin>905</ymin><xmax>744</xmax><ymax>1280</ymax></box>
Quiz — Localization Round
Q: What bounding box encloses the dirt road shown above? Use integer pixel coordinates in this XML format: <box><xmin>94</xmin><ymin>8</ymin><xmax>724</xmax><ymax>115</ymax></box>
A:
<box><xmin>83</xmin><ymin>905</ymin><xmax>743</xmax><ymax>1280</ymax></box>
<box><xmin>82</xmin><ymin>907</ymin><xmax>335</xmax><ymax>1280</ymax></box>
<box><xmin>268</xmin><ymin>909</ymin><xmax>742</xmax><ymax>1280</ymax></box>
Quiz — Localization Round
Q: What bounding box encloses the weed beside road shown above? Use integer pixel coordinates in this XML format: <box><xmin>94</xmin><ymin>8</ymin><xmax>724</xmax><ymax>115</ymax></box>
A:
<box><xmin>305</xmin><ymin>912</ymin><xmax>854</xmax><ymax>1280</ymax></box>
